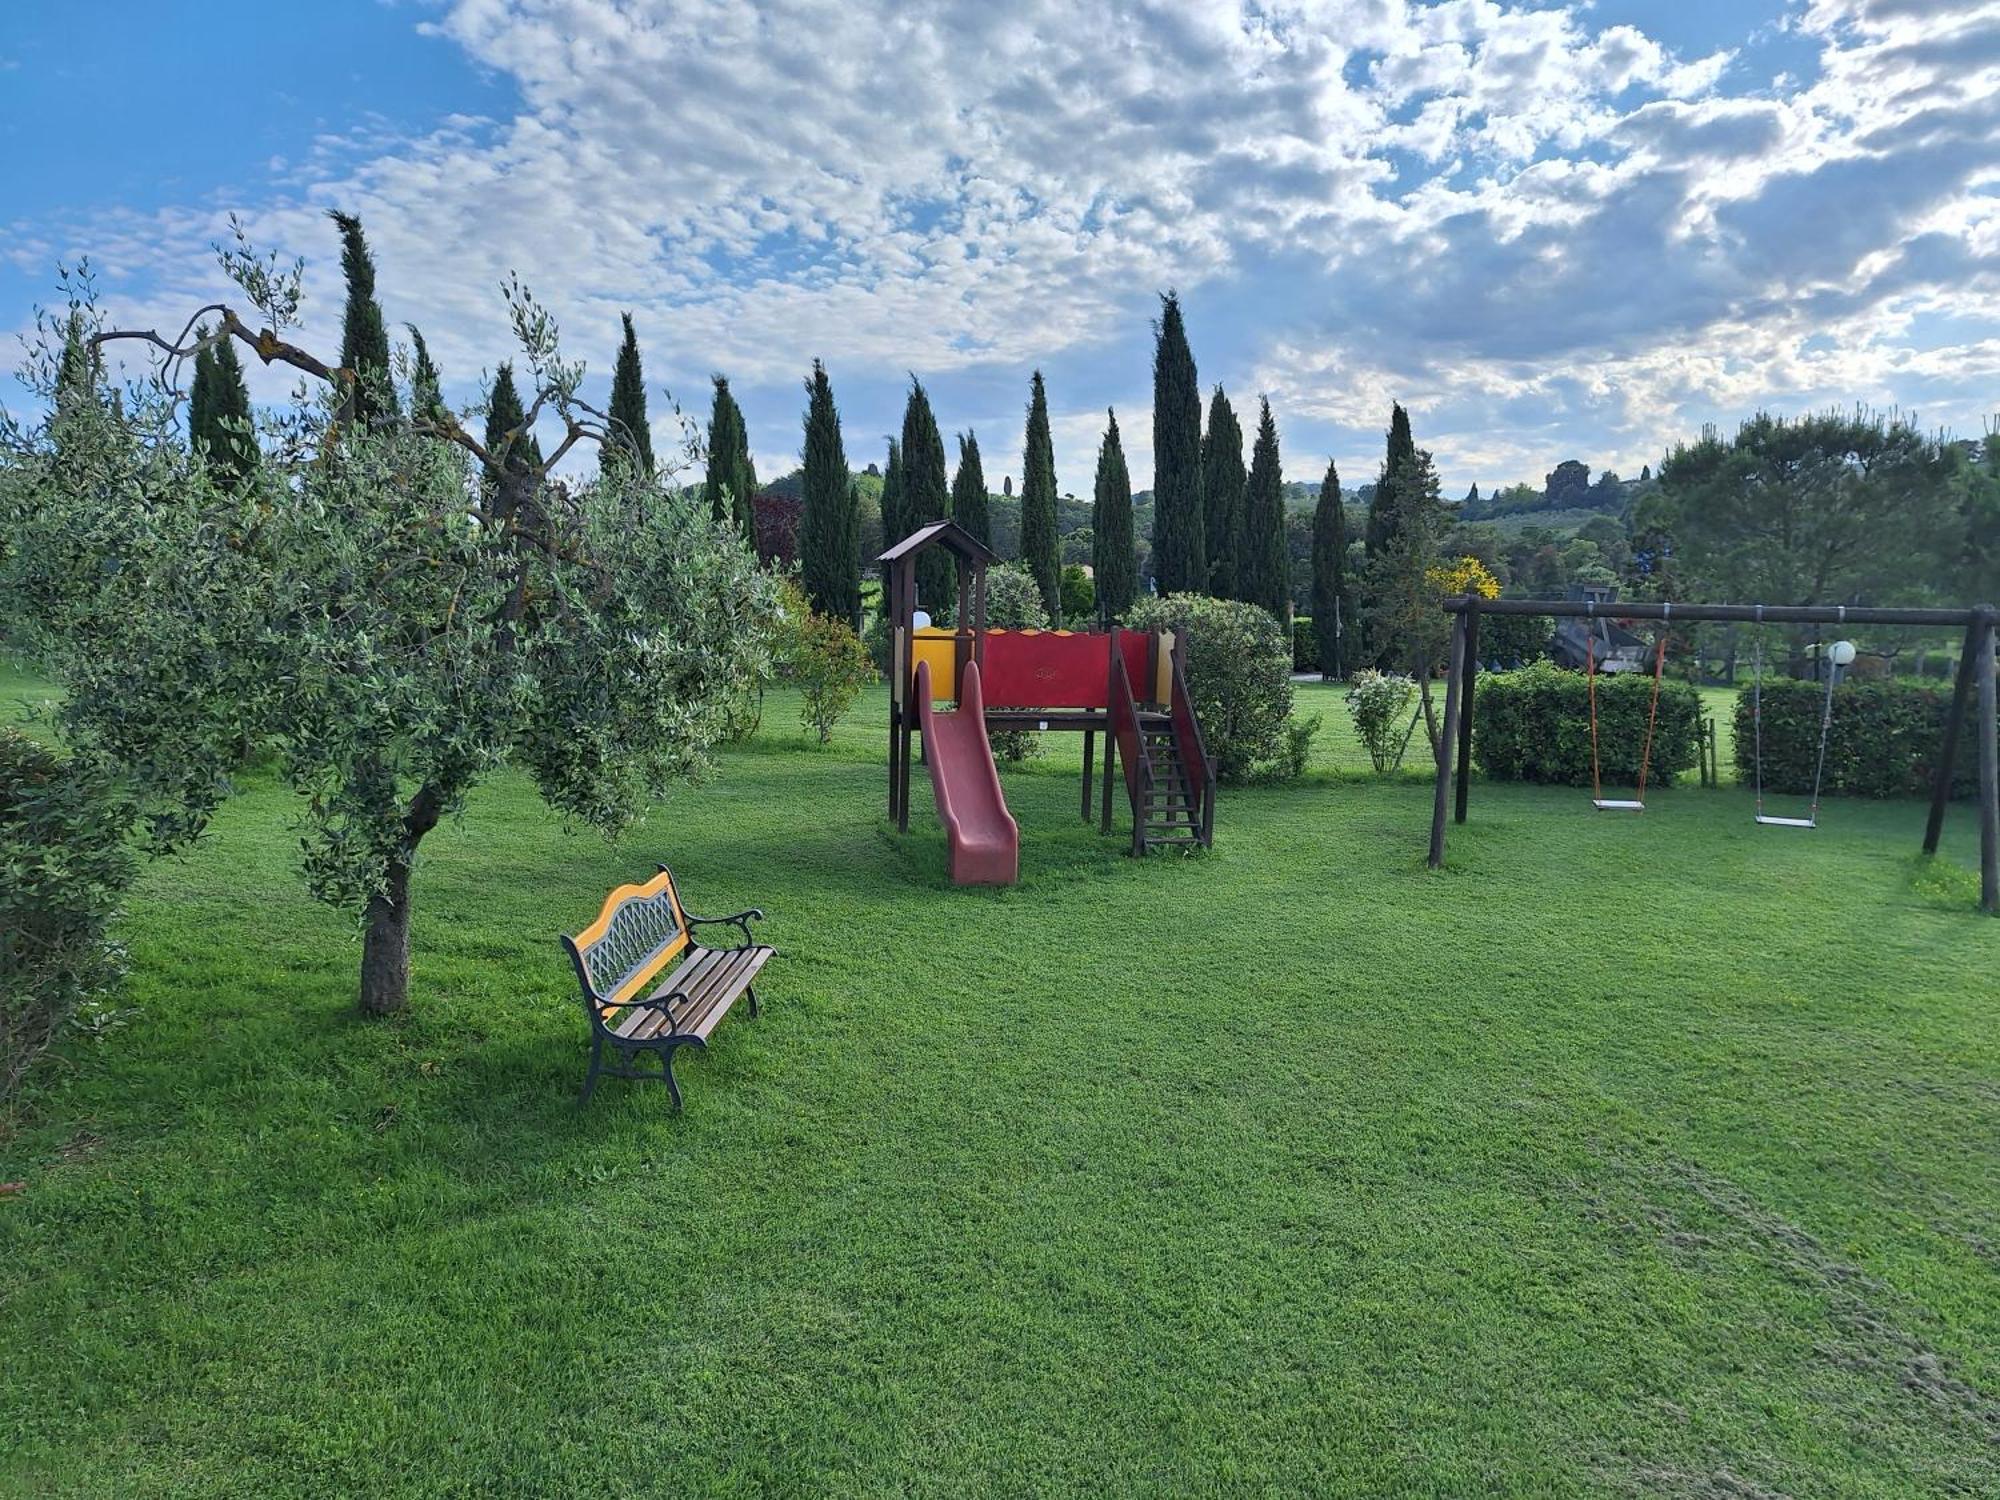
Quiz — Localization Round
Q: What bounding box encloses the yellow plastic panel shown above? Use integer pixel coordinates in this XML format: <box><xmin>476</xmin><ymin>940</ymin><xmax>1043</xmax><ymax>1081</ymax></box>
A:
<box><xmin>912</xmin><ymin>629</ymin><xmax>959</xmax><ymax>703</ymax></box>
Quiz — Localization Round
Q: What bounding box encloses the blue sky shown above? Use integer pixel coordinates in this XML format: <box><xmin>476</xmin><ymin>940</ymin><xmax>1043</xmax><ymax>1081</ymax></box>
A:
<box><xmin>4</xmin><ymin>0</ymin><xmax>1996</xmax><ymax>495</ymax></box>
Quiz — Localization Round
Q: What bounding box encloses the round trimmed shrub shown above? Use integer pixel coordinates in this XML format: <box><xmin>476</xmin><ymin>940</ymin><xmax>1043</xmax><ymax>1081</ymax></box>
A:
<box><xmin>1125</xmin><ymin>594</ymin><xmax>1308</xmax><ymax>783</ymax></box>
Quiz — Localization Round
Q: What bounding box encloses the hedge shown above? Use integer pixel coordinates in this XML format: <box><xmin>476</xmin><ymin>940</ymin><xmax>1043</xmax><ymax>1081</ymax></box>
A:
<box><xmin>1473</xmin><ymin>662</ymin><xmax>1701</xmax><ymax>787</ymax></box>
<box><xmin>1125</xmin><ymin>595</ymin><xmax>1308</xmax><ymax>784</ymax></box>
<box><xmin>1292</xmin><ymin>616</ymin><xmax>1317</xmax><ymax>673</ymax></box>
<box><xmin>1732</xmin><ymin>677</ymin><xmax>1979</xmax><ymax>799</ymax></box>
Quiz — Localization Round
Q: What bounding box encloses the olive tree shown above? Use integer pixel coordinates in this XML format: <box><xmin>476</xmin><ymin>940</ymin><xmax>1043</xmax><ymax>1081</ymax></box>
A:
<box><xmin>2</xmin><ymin>247</ymin><xmax>771</xmax><ymax>1016</ymax></box>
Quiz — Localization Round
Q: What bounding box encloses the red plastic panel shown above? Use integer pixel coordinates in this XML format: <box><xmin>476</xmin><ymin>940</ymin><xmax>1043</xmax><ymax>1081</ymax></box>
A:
<box><xmin>1119</xmin><ymin>632</ymin><xmax>1155</xmax><ymax>701</ymax></box>
<box><xmin>981</xmin><ymin>630</ymin><xmax>1113</xmax><ymax>710</ymax></box>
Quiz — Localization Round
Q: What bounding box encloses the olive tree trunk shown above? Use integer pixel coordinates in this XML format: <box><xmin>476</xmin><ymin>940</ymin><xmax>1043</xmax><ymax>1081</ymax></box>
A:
<box><xmin>356</xmin><ymin>782</ymin><xmax>445</xmax><ymax>1017</ymax></box>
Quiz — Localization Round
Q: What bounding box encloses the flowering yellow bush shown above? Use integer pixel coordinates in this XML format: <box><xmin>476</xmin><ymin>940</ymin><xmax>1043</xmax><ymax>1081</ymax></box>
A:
<box><xmin>1428</xmin><ymin>555</ymin><xmax>1500</xmax><ymax>600</ymax></box>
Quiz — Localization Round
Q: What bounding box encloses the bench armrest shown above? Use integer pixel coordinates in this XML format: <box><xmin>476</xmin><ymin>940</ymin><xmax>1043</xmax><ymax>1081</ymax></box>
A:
<box><xmin>684</xmin><ymin>908</ymin><xmax>764</xmax><ymax>949</ymax></box>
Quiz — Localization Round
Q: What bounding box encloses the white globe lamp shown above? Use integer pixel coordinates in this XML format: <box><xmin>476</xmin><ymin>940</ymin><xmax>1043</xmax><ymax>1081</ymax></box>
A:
<box><xmin>1829</xmin><ymin>640</ymin><xmax>1857</xmax><ymax>667</ymax></box>
<box><xmin>912</xmin><ymin>608</ymin><xmax>932</xmax><ymax>632</ymax></box>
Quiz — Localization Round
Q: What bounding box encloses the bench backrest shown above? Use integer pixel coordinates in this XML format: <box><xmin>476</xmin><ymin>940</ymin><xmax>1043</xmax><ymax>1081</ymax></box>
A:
<box><xmin>562</xmin><ymin>867</ymin><xmax>690</xmax><ymax>1020</ymax></box>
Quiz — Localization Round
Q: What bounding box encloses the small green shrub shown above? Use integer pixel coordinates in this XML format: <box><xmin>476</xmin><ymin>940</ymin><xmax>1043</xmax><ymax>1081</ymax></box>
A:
<box><xmin>2</xmin><ymin>728</ymin><xmax>134</xmax><ymax>1100</ymax></box>
<box><xmin>1474</xmin><ymin>662</ymin><xmax>1701</xmax><ymax>787</ymax></box>
<box><xmin>1479</xmin><ymin>612</ymin><xmax>1553</xmax><ymax>668</ymax></box>
<box><xmin>1292</xmin><ymin>616</ymin><xmax>1318</xmax><ymax>673</ymax></box>
<box><xmin>1733</xmin><ymin>677</ymin><xmax>1979</xmax><ymax>798</ymax></box>
<box><xmin>785</xmin><ymin>614</ymin><xmax>874</xmax><ymax>743</ymax></box>
<box><xmin>1344</xmin><ymin>670</ymin><xmax>1419</xmax><ymax>774</ymax></box>
<box><xmin>1059</xmin><ymin>564</ymin><xmax>1094</xmax><ymax>625</ymax></box>
<box><xmin>1125</xmin><ymin>595</ymin><xmax>1309</xmax><ymax>783</ymax></box>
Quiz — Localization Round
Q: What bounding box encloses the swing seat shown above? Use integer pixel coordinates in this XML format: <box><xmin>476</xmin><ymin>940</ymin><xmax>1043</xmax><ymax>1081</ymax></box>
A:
<box><xmin>1755</xmin><ymin>814</ymin><xmax>1816</xmax><ymax>828</ymax></box>
<box><xmin>1592</xmin><ymin>799</ymin><xmax>1646</xmax><ymax>811</ymax></box>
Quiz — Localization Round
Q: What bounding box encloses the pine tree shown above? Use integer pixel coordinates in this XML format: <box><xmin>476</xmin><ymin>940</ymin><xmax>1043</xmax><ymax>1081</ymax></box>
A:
<box><xmin>1200</xmin><ymin>385</ymin><xmax>1245</xmax><ymax>599</ymax></box>
<box><xmin>952</xmin><ymin>432</ymin><xmax>989</xmax><ymax>547</ymax></box>
<box><xmin>326</xmin><ymin>210</ymin><xmax>396</xmax><ymax>424</ymax></box>
<box><xmin>204</xmin><ymin>333</ymin><xmax>259</xmax><ymax>483</ymax></box>
<box><xmin>1312</xmin><ymin>459</ymin><xmax>1349</xmax><ymax>679</ymax></box>
<box><xmin>605</xmin><ymin>312</ymin><xmax>654</xmax><ymax>478</ymax></box>
<box><xmin>406</xmin><ymin>325</ymin><xmax>445</xmax><ymax>424</ymax></box>
<box><xmin>1365</xmin><ymin>403</ymin><xmax>1416</xmax><ymax>558</ymax></box>
<box><xmin>1019</xmin><ymin>370</ymin><xmax>1061</xmax><ymax>622</ymax></box>
<box><xmin>900</xmin><ymin>378</ymin><xmax>953</xmax><ymax>616</ymax></box>
<box><xmin>1092</xmin><ymin>409</ymin><xmax>1136</xmax><ymax>621</ymax></box>
<box><xmin>1240</xmin><ymin>398</ymin><xmax>1288</xmax><ymax>619</ymax></box>
<box><xmin>705</xmin><ymin>377</ymin><xmax>757</xmax><ymax>543</ymax></box>
<box><xmin>876</xmin><ymin>438</ymin><xmax>904</xmax><ymax>616</ymax></box>
<box><xmin>1150</xmin><ymin>291</ymin><xmax>1204</xmax><ymax>594</ymax></box>
<box><xmin>799</xmin><ymin>359</ymin><xmax>858</xmax><ymax>623</ymax></box>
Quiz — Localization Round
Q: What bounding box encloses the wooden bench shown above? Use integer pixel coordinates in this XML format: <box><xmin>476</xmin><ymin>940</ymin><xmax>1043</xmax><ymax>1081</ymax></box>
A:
<box><xmin>560</xmin><ymin>865</ymin><xmax>774</xmax><ymax>1109</ymax></box>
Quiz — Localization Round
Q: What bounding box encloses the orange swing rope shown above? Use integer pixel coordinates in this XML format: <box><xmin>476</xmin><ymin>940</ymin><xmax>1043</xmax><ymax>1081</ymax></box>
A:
<box><xmin>1586</xmin><ymin>613</ymin><xmax>1670</xmax><ymax>809</ymax></box>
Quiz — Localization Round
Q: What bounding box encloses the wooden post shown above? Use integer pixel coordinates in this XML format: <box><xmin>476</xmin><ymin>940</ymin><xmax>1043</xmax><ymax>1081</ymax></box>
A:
<box><xmin>1429</xmin><ymin>611</ymin><xmax>1467</xmax><ymax>869</ymax></box>
<box><xmin>1081</xmin><ymin>730</ymin><xmax>1095</xmax><ymax>821</ymax></box>
<box><xmin>1978</xmin><ymin>614</ymin><xmax>1998</xmax><ymax>914</ymax></box>
<box><xmin>1923</xmin><ymin>619</ymin><xmax>1983</xmax><ymax>856</ymax></box>
<box><xmin>1455</xmin><ymin>600</ymin><xmax>1481</xmax><ymax>824</ymax></box>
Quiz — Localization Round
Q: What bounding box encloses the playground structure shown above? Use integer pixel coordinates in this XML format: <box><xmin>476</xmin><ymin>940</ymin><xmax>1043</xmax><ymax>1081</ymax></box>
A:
<box><xmin>880</xmin><ymin>522</ymin><xmax>1216</xmax><ymax>884</ymax></box>
<box><xmin>1425</xmin><ymin>596</ymin><xmax>2000</xmax><ymax>914</ymax></box>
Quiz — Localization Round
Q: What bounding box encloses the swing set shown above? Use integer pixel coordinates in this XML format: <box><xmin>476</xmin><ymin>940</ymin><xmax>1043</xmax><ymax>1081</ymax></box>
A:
<box><xmin>1426</xmin><ymin>596</ymin><xmax>2000</xmax><ymax>915</ymax></box>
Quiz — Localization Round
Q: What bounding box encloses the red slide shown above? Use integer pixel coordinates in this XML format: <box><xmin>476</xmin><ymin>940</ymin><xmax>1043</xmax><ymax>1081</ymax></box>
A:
<box><xmin>914</xmin><ymin>659</ymin><xmax>1020</xmax><ymax>885</ymax></box>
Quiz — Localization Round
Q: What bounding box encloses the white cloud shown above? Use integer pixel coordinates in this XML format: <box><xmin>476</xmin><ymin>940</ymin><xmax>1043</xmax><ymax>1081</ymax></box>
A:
<box><xmin>8</xmin><ymin>0</ymin><xmax>1999</xmax><ymax>495</ymax></box>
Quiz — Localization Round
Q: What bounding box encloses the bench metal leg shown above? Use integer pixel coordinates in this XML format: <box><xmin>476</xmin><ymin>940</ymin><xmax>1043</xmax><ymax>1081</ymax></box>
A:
<box><xmin>578</xmin><ymin>1035</ymin><xmax>606</xmax><ymax>1107</ymax></box>
<box><xmin>745</xmin><ymin>984</ymin><xmax>760</xmax><ymax>1018</ymax></box>
<box><xmin>658</xmin><ymin>1044</ymin><xmax>685</xmax><ymax>1111</ymax></box>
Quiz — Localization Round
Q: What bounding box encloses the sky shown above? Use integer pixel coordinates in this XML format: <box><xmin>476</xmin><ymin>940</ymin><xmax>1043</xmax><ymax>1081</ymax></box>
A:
<box><xmin>2</xmin><ymin>0</ymin><xmax>1996</xmax><ymax>497</ymax></box>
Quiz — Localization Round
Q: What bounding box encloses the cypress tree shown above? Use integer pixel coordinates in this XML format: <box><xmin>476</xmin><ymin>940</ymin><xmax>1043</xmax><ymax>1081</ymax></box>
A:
<box><xmin>605</xmin><ymin>312</ymin><xmax>654</xmax><ymax>478</ymax></box>
<box><xmin>406</xmin><ymin>325</ymin><xmax>445</xmax><ymax>424</ymax></box>
<box><xmin>1200</xmin><ymin>385</ymin><xmax>1245</xmax><ymax>599</ymax></box>
<box><xmin>900</xmin><ymin>378</ymin><xmax>953</xmax><ymax>617</ymax></box>
<box><xmin>188</xmin><ymin>331</ymin><xmax>216</xmax><ymax>458</ymax></box>
<box><xmin>877</xmin><ymin>437</ymin><xmax>904</xmax><ymax>616</ymax></box>
<box><xmin>1150</xmin><ymin>291</ymin><xmax>1204</xmax><ymax>594</ymax></box>
<box><xmin>705</xmin><ymin>377</ymin><xmax>757</xmax><ymax>544</ymax></box>
<box><xmin>326</xmin><ymin>210</ymin><xmax>396</xmax><ymax>424</ymax></box>
<box><xmin>1240</xmin><ymin>397</ymin><xmax>1288</xmax><ymax>619</ymax></box>
<box><xmin>1019</xmin><ymin>370</ymin><xmax>1061</xmax><ymax>623</ymax></box>
<box><xmin>1092</xmin><ymin>408</ymin><xmax>1136</xmax><ymax>621</ymax></box>
<box><xmin>799</xmin><ymin>359</ymin><xmax>858</xmax><ymax>623</ymax></box>
<box><xmin>204</xmin><ymin>333</ymin><xmax>259</xmax><ymax>483</ymax></box>
<box><xmin>1312</xmin><ymin>459</ymin><xmax>1349</xmax><ymax>679</ymax></box>
<box><xmin>483</xmin><ymin>362</ymin><xmax>541</xmax><ymax>501</ymax></box>
<box><xmin>952</xmin><ymin>432</ymin><xmax>989</xmax><ymax>547</ymax></box>
<box><xmin>1365</xmin><ymin>402</ymin><xmax>1416</xmax><ymax>558</ymax></box>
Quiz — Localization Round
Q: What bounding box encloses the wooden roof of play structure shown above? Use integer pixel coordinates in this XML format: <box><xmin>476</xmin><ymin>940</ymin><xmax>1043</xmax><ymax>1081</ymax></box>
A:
<box><xmin>876</xmin><ymin>519</ymin><xmax>1000</xmax><ymax>567</ymax></box>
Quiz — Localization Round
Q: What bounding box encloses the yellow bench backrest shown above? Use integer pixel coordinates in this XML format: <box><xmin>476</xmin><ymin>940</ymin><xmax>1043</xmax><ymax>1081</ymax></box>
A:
<box><xmin>569</xmin><ymin>868</ymin><xmax>691</xmax><ymax>1017</ymax></box>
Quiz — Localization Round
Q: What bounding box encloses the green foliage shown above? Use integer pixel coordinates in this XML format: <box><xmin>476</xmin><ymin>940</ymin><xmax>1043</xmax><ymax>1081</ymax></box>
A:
<box><xmin>1480</xmin><ymin>611</ymin><xmax>1554</xmax><ymax>667</ymax></box>
<box><xmin>901</xmin><ymin>379</ymin><xmax>953</xmax><ymax>619</ymax></box>
<box><xmin>1734</xmin><ymin>677</ymin><xmax>1979</xmax><ymax>799</ymax></box>
<box><xmin>1475</xmin><ymin>663</ymin><xmax>1702</xmax><ymax>787</ymax></box>
<box><xmin>1292</xmin><ymin>616</ymin><xmax>1317</xmax><ymax>672</ymax></box>
<box><xmin>188</xmin><ymin>330</ymin><xmax>259</xmax><ymax>484</ymax></box>
<box><xmin>406</xmin><ymin>325</ymin><xmax>445</xmax><ymax>424</ymax></box>
<box><xmin>1311</xmin><ymin>459</ymin><xmax>1349</xmax><ymax>677</ymax></box>
<box><xmin>951</xmin><ymin>431</ymin><xmax>989</xmax><ymax>548</ymax></box>
<box><xmin>800</xmin><ymin>360</ymin><xmax>860</xmax><ymax>624</ymax></box>
<box><xmin>1091</xmin><ymin>410</ymin><xmax>1136</xmax><ymax>620</ymax></box>
<box><xmin>5</xmin><ymin>305</ymin><xmax>771</xmax><ymax>1016</ymax></box>
<box><xmin>1361</xmin><ymin>442</ymin><xmax>1449</xmax><ymax>675</ymax></box>
<box><xmin>604</xmin><ymin>312</ymin><xmax>654</xmax><ymax>477</ymax></box>
<box><xmin>1364</xmin><ymin>403</ymin><xmax>1416</xmax><ymax>559</ymax></box>
<box><xmin>1125</xmin><ymin>594</ymin><xmax>1304</xmax><ymax>784</ymax></box>
<box><xmin>1150</xmin><ymin>292</ymin><xmax>1205</xmax><ymax>594</ymax></box>
<box><xmin>1059</xmin><ymin>564</ymin><xmax>1094</xmax><ymax>624</ymax></box>
<box><xmin>1658</xmin><ymin>410</ymin><xmax>1950</xmax><ymax>616</ymax></box>
<box><xmin>1201</xmin><ymin>386</ymin><xmax>1244</xmax><ymax>598</ymax></box>
<box><xmin>876</xmin><ymin>438</ymin><xmax>905</xmax><ymax>617</ymax></box>
<box><xmin>327</xmin><ymin>210</ymin><xmax>397</xmax><ymax>424</ymax></box>
<box><xmin>1239</xmin><ymin>397</ymin><xmax>1287</xmax><ymax>619</ymax></box>
<box><xmin>776</xmin><ymin>582</ymin><xmax>874</xmax><ymax>744</ymax></box>
<box><xmin>0</xmin><ymin>727</ymin><xmax>134</xmax><ymax>1100</ymax></box>
<box><xmin>1343</xmin><ymin>670</ymin><xmax>1419</xmax><ymax>774</ymax></box>
<box><xmin>705</xmin><ymin>376</ymin><xmax>757</xmax><ymax>543</ymax></box>
<box><xmin>483</xmin><ymin>363</ymin><xmax>542</xmax><ymax>493</ymax></box>
<box><xmin>1019</xmin><ymin>371</ymin><xmax>1061</xmax><ymax>622</ymax></box>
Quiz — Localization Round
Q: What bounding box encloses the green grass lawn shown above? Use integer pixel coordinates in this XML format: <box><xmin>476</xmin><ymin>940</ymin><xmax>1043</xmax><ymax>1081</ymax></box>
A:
<box><xmin>4</xmin><ymin>661</ymin><xmax>1999</xmax><ymax>1496</ymax></box>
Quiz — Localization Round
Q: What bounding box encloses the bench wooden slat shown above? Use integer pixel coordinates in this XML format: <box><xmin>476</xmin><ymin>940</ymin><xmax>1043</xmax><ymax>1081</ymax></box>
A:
<box><xmin>607</xmin><ymin>944</ymin><xmax>772</xmax><ymax>1043</ymax></box>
